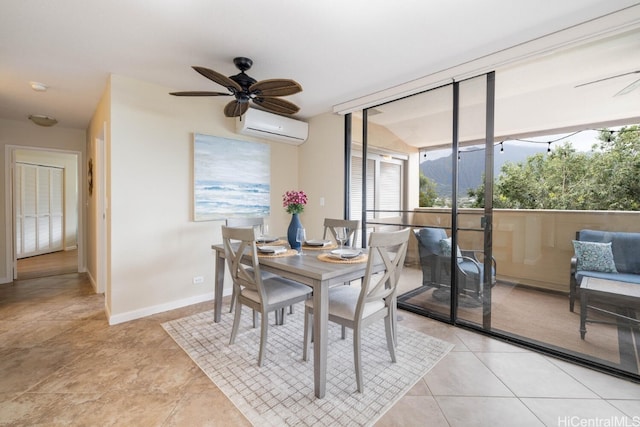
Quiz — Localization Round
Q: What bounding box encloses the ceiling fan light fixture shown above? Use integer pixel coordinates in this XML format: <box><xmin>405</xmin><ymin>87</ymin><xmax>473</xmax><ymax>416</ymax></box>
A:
<box><xmin>29</xmin><ymin>114</ymin><xmax>58</xmax><ymax>127</ymax></box>
<box><xmin>30</xmin><ymin>81</ymin><xmax>48</xmax><ymax>92</ymax></box>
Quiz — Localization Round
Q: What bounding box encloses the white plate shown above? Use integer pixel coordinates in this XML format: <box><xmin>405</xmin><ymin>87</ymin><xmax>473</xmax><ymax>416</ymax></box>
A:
<box><xmin>329</xmin><ymin>249</ymin><xmax>362</xmax><ymax>259</ymax></box>
<box><xmin>256</xmin><ymin>236</ymin><xmax>278</xmax><ymax>243</ymax></box>
<box><xmin>304</xmin><ymin>239</ymin><xmax>331</xmax><ymax>246</ymax></box>
<box><xmin>258</xmin><ymin>245</ymin><xmax>286</xmax><ymax>254</ymax></box>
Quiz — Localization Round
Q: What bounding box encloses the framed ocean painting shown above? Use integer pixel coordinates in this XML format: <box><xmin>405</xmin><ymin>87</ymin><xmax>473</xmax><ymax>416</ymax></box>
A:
<box><xmin>193</xmin><ymin>133</ymin><xmax>270</xmax><ymax>221</ymax></box>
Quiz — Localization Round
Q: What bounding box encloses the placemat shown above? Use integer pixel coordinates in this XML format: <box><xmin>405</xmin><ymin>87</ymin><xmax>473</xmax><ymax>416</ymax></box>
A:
<box><xmin>317</xmin><ymin>253</ymin><xmax>368</xmax><ymax>264</ymax></box>
<box><xmin>302</xmin><ymin>243</ymin><xmax>338</xmax><ymax>251</ymax></box>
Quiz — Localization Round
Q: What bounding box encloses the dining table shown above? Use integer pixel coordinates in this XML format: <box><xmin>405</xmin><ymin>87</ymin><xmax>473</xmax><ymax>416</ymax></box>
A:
<box><xmin>211</xmin><ymin>241</ymin><xmax>372</xmax><ymax>398</ymax></box>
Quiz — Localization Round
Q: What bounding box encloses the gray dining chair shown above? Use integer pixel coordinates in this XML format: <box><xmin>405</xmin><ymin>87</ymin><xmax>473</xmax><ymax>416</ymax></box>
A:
<box><xmin>225</xmin><ymin>217</ymin><xmax>267</xmax><ymax>313</ymax></box>
<box><xmin>222</xmin><ymin>226</ymin><xmax>312</xmax><ymax>367</ymax></box>
<box><xmin>302</xmin><ymin>227</ymin><xmax>411</xmax><ymax>392</ymax></box>
<box><xmin>323</xmin><ymin>218</ymin><xmax>360</xmax><ymax>247</ymax></box>
<box><xmin>225</xmin><ymin>216</ymin><xmax>296</xmax><ymax>318</ymax></box>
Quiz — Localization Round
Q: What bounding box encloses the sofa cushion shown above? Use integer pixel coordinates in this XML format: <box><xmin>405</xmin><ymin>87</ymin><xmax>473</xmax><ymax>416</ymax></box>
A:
<box><xmin>572</xmin><ymin>240</ymin><xmax>618</xmax><ymax>273</ymax></box>
<box><xmin>439</xmin><ymin>238</ymin><xmax>462</xmax><ymax>258</ymax></box>
<box><xmin>577</xmin><ymin>229</ymin><xmax>640</xmax><ymax>274</ymax></box>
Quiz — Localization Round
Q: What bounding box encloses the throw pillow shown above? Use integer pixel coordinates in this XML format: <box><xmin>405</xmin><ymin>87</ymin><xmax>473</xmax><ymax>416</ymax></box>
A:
<box><xmin>572</xmin><ymin>240</ymin><xmax>618</xmax><ymax>273</ymax></box>
<box><xmin>439</xmin><ymin>238</ymin><xmax>462</xmax><ymax>258</ymax></box>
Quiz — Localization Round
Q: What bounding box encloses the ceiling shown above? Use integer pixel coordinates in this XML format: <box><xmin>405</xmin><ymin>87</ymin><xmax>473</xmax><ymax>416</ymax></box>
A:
<box><xmin>365</xmin><ymin>26</ymin><xmax>640</xmax><ymax>148</ymax></box>
<box><xmin>1</xmin><ymin>1</ymin><xmax>640</xmax><ymax>130</ymax></box>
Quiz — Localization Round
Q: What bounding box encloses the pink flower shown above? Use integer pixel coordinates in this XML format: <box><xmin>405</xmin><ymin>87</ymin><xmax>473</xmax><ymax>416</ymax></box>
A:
<box><xmin>282</xmin><ymin>190</ymin><xmax>308</xmax><ymax>214</ymax></box>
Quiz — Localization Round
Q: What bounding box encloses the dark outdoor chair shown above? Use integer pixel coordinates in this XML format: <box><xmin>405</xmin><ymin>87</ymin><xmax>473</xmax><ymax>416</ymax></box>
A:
<box><xmin>414</xmin><ymin>227</ymin><xmax>496</xmax><ymax>303</ymax></box>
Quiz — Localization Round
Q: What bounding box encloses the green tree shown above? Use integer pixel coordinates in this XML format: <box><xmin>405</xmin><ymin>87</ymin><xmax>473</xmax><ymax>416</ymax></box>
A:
<box><xmin>467</xmin><ymin>126</ymin><xmax>640</xmax><ymax>210</ymax></box>
<box><xmin>585</xmin><ymin>126</ymin><xmax>640</xmax><ymax>210</ymax></box>
<box><xmin>419</xmin><ymin>172</ymin><xmax>439</xmax><ymax>207</ymax></box>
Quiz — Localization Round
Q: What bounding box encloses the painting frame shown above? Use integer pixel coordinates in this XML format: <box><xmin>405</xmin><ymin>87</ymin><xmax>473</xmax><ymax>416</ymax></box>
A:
<box><xmin>193</xmin><ymin>133</ymin><xmax>270</xmax><ymax>222</ymax></box>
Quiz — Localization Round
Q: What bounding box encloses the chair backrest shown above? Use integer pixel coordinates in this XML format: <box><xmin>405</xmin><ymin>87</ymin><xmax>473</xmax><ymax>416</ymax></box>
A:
<box><xmin>226</xmin><ymin>217</ymin><xmax>264</xmax><ymax>228</ymax></box>
<box><xmin>323</xmin><ymin>218</ymin><xmax>360</xmax><ymax>247</ymax></box>
<box><xmin>221</xmin><ymin>225</ymin><xmax>265</xmax><ymax>302</ymax></box>
<box><xmin>356</xmin><ymin>228</ymin><xmax>411</xmax><ymax>318</ymax></box>
<box><xmin>414</xmin><ymin>227</ymin><xmax>448</xmax><ymax>257</ymax></box>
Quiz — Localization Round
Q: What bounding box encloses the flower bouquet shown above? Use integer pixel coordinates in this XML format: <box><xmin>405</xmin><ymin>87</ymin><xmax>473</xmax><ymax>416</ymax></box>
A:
<box><xmin>282</xmin><ymin>190</ymin><xmax>308</xmax><ymax>214</ymax></box>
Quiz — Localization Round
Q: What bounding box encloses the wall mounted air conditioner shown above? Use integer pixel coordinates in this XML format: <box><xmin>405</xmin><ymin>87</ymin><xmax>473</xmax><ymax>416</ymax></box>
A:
<box><xmin>236</xmin><ymin>108</ymin><xmax>308</xmax><ymax>145</ymax></box>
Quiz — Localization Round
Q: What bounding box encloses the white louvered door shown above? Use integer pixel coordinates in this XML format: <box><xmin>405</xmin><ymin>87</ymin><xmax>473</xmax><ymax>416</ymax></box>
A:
<box><xmin>15</xmin><ymin>163</ymin><xmax>64</xmax><ymax>258</ymax></box>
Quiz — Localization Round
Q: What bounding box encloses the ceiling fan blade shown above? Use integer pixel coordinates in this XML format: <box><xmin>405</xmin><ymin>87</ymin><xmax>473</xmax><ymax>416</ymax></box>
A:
<box><xmin>169</xmin><ymin>91</ymin><xmax>231</xmax><ymax>96</ymax></box>
<box><xmin>575</xmin><ymin>70</ymin><xmax>640</xmax><ymax>88</ymax></box>
<box><xmin>253</xmin><ymin>97</ymin><xmax>300</xmax><ymax>115</ymax></box>
<box><xmin>192</xmin><ymin>66</ymin><xmax>242</xmax><ymax>93</ymax></box>
<box><xmin>615</xmin><ymin>77</ymin><xmax>640</xmax><ymax>96</ymax></box>
<box><xmin>249</xmin><ymin>79</ymin><xmax>302</xmax><ymax>97</ymax></box>
<box><xmin>224</xmin><ymin>100</ymin><xmax>250</xmax><ymax>117</ymax></box>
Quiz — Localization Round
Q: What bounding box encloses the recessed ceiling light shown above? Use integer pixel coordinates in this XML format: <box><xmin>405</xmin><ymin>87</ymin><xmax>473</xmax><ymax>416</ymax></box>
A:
<box><xmin>28</xmin><ymin>114</ymin><xmax>58</xmax><ymax>127</ymax></box>
<box><xmin>30</xmin><ymin>81</ymin><xmax>48</xmax><ymax>92</ymax></box>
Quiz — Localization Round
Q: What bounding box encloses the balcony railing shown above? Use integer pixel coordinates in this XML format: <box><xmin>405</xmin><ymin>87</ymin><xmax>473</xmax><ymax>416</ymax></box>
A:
<box><xmin>391</xmin><ymin>208</ymin><xmax>640</xmax><ymax>293</ymax></box>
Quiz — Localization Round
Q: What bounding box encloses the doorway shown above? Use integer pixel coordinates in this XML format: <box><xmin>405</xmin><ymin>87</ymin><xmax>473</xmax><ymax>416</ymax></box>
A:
<box><xmin>12</xmin><ymin>148</ymin><xmax>80</xmax><ymax>281</ymax></box>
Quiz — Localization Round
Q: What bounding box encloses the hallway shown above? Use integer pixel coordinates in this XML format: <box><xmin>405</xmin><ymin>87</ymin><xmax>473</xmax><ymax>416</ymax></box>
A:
<box><xmin>16</xmin><ymin>249</ymin><xmax>77</xmax><ymax>280</ymax></box>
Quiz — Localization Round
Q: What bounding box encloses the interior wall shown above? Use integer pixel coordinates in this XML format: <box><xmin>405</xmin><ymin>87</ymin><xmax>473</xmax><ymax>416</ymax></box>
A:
<box><xmin>298</xmin><ymin>112</ymin><xmax>345</xmax><ymax>240</ymax></box>
<box><xmin>105</xmin><ymin>74</ymin><xmax>305</xmax><ymax>323</ymax></box>
<box><xmin>0</xmin><ymin>118</ymin><xmax>86</xmax><ymax>284</ymax></box>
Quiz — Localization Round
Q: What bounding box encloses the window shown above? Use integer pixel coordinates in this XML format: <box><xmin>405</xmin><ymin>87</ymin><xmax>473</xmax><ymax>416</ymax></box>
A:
<box><xmin>350</xmin><ymin>151</ymin><xmax>405</xmax><ymax>244</ymax></box>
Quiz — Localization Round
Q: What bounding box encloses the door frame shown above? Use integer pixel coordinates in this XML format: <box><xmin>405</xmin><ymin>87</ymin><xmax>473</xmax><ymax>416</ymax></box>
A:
<box><xmin>4</xmin><ymin>145</ymin><xmax>83</xmax><ymax>281</ymax></box>
<box><xmin>95</xmin><ymin>124</ymin><xmax>107</xmax><ymax>294</ymax></box>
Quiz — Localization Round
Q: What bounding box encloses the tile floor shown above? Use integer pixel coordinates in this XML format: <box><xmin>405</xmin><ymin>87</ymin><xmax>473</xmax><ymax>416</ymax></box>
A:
<box><xmin>1</xmin><ymin>272</ymin><xmax>639</xmax><ymax>426</ymax></box>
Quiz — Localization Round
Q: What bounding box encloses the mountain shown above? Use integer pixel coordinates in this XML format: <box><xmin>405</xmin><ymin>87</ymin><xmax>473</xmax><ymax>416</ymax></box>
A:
<box><xmin>420</xmin><ymin>144</ymin><xmax>547</xmax><ymax>197</ymax></box>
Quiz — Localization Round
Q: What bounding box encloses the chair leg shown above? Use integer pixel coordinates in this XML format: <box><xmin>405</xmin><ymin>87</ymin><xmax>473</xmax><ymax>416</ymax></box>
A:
<box><xmin>341</xmin><ymin>325</ymin><xmax>346</xmax><ymax>340</ymax></box>
<box><xmin>570</xmin><ymin>280</ymin><xmax>577</xmax><ymax>312</ymax></box>
<box><xmin>229</xmin><ymin>287</ymin><xmax>236</xmax><ymax>313</ymax></box>
<box><xmin>258</xmin><ymin>311</ymin><xmax>269</xmax><ymax>367</ymax></box>
<box><xmin>289</xmin><ymin>304</ymin><xmax>294</xmax><ymax>315</ymax></box>
<box><xmin>253</xmin><ymin>310</ymin><xmax>258</xmax><ymax>328</ymax></box>
<box><xmin>390</xmin><ymin>301</ymin><xmax>397</xmax><ymax>347</ymax></box>
<box><xmin>275</xmin><ymin>308</ymin><xmax>286</xmax><ymax>325</ymax></box>
<box><xmin>303</xmin><ymin>308</ymin><xmax>312</xmax><ymax>361</ymax></box>
<box><xmin>353</xmin><ymin>326</ymin><xmax>363</xmax><ymax>393</ymax></box>
<box><xmin>229</xmin><ymin>303</ymin><xmax>242</xmax><ymax>345</ymax></box>
<box><xmin>385</xmin><ymin>314</ymin><xmax>397</xmax><ymax>363</ymax></box>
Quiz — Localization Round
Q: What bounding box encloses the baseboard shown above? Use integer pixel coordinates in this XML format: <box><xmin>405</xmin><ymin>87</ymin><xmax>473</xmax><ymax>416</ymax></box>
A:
<box><xmin>108</xmin><ymin>293</ymin><xmax>214</xmax><ymax>325</ymax></box>
<box><xmin>86</xmin><ymin>270</ymin><xmax>97</xmax><ymax>292</ymax></box>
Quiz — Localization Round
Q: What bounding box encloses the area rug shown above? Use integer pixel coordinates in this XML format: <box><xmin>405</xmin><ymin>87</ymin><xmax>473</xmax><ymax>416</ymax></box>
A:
<box><xmin>162</xmin><ymin>304</ymin><xmax>453</xmax><ymax>427</ymax></box>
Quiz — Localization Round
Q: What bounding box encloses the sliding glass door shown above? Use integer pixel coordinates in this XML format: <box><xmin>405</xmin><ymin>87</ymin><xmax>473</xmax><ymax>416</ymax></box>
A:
<box><xmin>350</xmin><ymin>74</ymin><xmax>496</xmax><ymax>327</ymax></box>
<box><xmin>348</xmin><ymin>26</ymin><xmax>640</xmax><ymax>382</ymax></box>
<box><xmin>453</xmin><ymin>75</ymin><xmax>493</xmax><ymax>328</ymax></box>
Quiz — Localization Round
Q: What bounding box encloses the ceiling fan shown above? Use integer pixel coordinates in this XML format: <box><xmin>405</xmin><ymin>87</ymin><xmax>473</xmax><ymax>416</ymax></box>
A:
<box><xmin>574</xmin><ymin>70</ymin><xmax>640</xmax><ymax>96</ymax></box>
<box><xmin>170</xmin><ymin>57</ymin><xmax>302</xmax><ymax>117</ymax></box>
